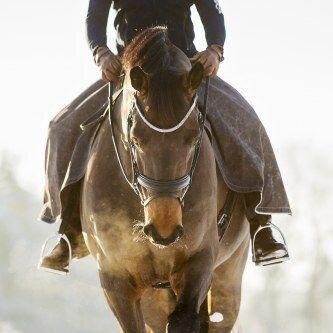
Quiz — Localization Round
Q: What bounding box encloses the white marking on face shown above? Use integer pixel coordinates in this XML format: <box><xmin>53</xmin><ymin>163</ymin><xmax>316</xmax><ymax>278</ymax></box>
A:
<box><xmin>210</xmin><ymin>312</ymin><xmax>224</xmax><ymax>323</ymax></box>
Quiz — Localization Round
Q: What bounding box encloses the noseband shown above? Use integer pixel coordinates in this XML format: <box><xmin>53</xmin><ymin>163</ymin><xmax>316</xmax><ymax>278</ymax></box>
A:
<box><xmin>108</xmin><ymin>78</ymin><xmax>210</xmax><ymax>207</ymax></box>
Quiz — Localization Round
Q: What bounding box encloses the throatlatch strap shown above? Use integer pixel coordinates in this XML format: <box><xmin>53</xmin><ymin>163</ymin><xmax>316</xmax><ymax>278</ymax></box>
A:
<box><xmin>218</xmin><ymin>190</ymin><xmax>238</xmax><ymax>241</ymax></box>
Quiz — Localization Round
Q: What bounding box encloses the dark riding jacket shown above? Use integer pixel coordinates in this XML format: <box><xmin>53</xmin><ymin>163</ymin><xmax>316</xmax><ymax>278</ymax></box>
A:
<box><xmin>86</xmin><ymin>0</ymin><xmax>226</xmax><ymax>57</ymax></box>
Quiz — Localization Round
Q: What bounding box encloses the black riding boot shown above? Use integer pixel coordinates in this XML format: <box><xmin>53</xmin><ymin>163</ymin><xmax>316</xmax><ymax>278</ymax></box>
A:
<box><xmin>245</xmin><ymin>193</ymin><xmax>289</xmax><ymax>266</ymax></box>
<box><xmin>39</xmin><ymin>227</ymin><xmax>89</xmax><ymax>274</ymax></box>
<box><xmin>39</xmin><ymin>185</ymin><xmax>89</xmax><ymax>274</ymax></box>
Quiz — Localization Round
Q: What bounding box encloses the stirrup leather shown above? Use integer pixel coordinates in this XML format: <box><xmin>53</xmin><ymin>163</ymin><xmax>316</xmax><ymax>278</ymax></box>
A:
<box><xmin>252</xmin><ymin>222</ymin><xmax>289</xmax><ymax>267</ymax></box>
<box><xmin>38</xmin><ymin>233</ymin><xmax>72</xmax><ymax>276</ymax></box>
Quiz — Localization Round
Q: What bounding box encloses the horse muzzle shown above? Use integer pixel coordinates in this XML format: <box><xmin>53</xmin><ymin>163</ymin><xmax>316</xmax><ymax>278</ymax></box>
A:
<box><xmin>143</xmin><ymin>196</ymin><xmax>183</xmax><ymax>246</ymax></box>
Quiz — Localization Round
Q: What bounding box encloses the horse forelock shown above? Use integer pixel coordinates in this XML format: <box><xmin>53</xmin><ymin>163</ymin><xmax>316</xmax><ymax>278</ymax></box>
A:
<box><xmin>122</xmin><ymin>26</ymin><xmax>171</xmax><ymax>74</ymax></box>
<box><xmin>121</xmin><ymin>26</ymin><xmax>191</xmax><ymax>126</ymax></box>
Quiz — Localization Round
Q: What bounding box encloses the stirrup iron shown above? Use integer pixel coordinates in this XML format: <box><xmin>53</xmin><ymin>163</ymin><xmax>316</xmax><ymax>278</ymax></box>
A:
<box><xmin>252</xmin><ymin>222</ymin><xmax>289</xmax><ymax>267</ymax></box>
<box><xmin>38</xmin><ymin>233</ymin><xmax>72</xmax><ymax>276</ymax></box>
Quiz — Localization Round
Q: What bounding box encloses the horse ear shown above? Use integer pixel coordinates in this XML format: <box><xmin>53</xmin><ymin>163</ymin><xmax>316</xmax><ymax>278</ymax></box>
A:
<box><xmin>130</xmin><ymin>66</ymin><xmax>147</xmax><ymax>92</ymax></box>
<box><xmin>187</xmin><ymin>62</ymin><xmax>204</xmax><ymax>91</ymax></box>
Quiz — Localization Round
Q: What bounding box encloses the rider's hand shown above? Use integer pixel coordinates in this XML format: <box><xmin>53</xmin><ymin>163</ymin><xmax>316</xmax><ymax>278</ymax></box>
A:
<box><xmin>190</xmin><ymin>45</ymin><xmax>224</xmax><ymax>77</ymax></box>
<box><xmin>94</xmin><ymin>46</ymin><xmax>122</xmax><ymax>82</ymax></box>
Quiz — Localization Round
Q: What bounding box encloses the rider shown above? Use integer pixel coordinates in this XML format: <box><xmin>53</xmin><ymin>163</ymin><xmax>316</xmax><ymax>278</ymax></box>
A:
<box><xmin>39</xmin><ymin>0</ymin><xmax>289</xmax><ymax>274</ymax></box>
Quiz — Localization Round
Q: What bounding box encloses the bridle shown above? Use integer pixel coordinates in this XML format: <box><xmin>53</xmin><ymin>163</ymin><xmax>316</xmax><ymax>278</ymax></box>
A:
<box><xmin>108</xmin><ymin>77</ymin><xmax>210</xmax><ymax>207</ymax></box>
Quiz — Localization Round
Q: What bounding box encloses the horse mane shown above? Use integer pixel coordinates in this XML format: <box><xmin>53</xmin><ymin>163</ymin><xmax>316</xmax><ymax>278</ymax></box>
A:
<box><xmin>121</xmin><ymin>26</ymin><xmax>188</xmax><ymax>126</ymax></box>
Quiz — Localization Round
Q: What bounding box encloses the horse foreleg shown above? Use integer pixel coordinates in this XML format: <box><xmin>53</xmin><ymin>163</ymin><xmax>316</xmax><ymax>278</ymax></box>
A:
<box><xmin>167</xmin><ymin>250</ymin><xmax>214</xmax><ymax>333</ymax></box>
<box><xmin>141</xmin><ymin>288</ymin><xmax>176</xmax><ymax>333</ymax></box>
<box><xmin>99</xmin><ymin>271</ymin><xmax>146</xmax><ymax>333</ymax></box>
<box><xmin>209</xmin><ymin>237</ymin><xmax>249</xmax><ymax>333</ymax></box>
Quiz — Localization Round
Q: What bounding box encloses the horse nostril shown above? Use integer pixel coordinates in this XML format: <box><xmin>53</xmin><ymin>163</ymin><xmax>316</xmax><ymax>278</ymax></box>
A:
<box><xmin>143</xmin><ymin>224</ymin><xmax>154</xmax><ymax>237</ymax></box>
<box><xmin>174</xmin><ymin>225</ymin><xmax>184</xmax><ymax>240</ymax></box>
<box><xmin>144</xmin><ymin>223</ymin><xmax>184</xmax><ymax>245</ymax></box>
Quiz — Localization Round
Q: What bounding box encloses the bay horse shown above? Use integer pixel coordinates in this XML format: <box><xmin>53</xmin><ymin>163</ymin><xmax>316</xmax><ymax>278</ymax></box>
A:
<box><xmin>81</xmin><ymin>27</ymin><xmax>249</xmax><ymax>333</ymax></box>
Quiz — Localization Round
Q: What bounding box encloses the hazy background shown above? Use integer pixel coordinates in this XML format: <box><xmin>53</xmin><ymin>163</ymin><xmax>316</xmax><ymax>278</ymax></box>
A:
<box><xmin>0</xmin><ymin>0</ymin><xmax>332</xmax><ymax>332</ymax></box>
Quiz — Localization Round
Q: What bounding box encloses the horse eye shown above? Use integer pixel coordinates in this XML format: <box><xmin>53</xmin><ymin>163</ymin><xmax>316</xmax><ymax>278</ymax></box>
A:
<box><xmin>132</xmin><ymin>137</ymin><xmax>140</xmax><ymax>146</ymax></box>
<box><xmin>184</xmin><ymin>129</ymin><xmax>200</xmax><ymax>146</ymax></box>
<box><xmin>132</xmin><ymin>136</ymin><xmax>147</xmax><ymax>150</ymax></box>
<box><xmin>184</xmin><ymin>135</ymin><xmax>195</xmax><ymax>146</ymax></box>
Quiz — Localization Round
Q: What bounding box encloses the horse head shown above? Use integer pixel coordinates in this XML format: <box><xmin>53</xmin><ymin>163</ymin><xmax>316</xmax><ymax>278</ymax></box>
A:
<box><xmin>119</xmin><ymin>26</ymin><xmax>205</xmax><ymax>246</ymax></box>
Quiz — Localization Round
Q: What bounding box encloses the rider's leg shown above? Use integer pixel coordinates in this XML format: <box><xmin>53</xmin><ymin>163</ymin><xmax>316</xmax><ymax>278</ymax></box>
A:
<box><xmin>39</xmin><ymin>183</ymin><xmax>89</xmax><ymax>273</ymax></box>
<box><xmin>244</xmin><ymin>192</ymin><xmax>289</xmax><ymax>266</ymax></box>
<box><xmin>38</xmin><ymin>80</ymin><xmax>108</xmax><ymax>273</ymax></box>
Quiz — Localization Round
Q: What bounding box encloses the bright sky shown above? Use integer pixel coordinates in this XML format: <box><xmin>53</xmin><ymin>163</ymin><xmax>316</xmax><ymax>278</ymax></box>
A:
<box><xmin>0</xmin><ymin>0</ymin><xmax>332</xmax><ymax>194</ymax></box>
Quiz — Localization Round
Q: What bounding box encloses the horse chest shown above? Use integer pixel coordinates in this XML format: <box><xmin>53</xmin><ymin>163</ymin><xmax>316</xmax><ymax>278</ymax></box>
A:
<box><xmin>85</xmin><ymin>207</ymin><xmax>187</xmax><ymax>283</ymax></box>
